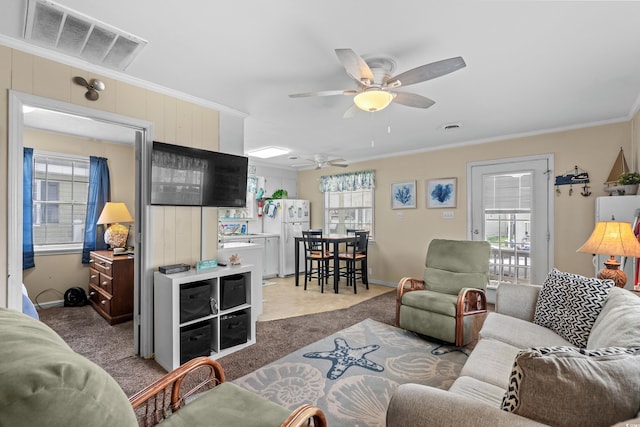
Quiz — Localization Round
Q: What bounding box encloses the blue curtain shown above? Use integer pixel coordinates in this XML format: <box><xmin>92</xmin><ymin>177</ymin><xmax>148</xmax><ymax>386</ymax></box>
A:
<box><xmin>23</xmin><ymin>148</ymin><xmax>35</xmax><ymax>270</ymax></box>
<box><xmin>82</xmin><ymin>156</ymin><xmax>110</xmax><ymax>263</ymax></box>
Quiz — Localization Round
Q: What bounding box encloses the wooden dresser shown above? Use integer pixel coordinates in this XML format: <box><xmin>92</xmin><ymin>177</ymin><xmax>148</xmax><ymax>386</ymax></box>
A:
<box><xmin>88</xmin><ymin>250</ymin><xmax>134</xmax><ymax>325</ymax></box>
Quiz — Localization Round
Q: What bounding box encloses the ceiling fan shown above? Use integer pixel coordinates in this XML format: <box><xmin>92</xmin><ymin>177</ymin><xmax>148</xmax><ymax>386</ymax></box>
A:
<box><xmin>289</xmin><ymin>48</ymin><xmax>466</xmax><ymax>117</ymax></box>
<box><xmin>293</xmin><ymin>154</ymin><xmax>348</xmax><ymax>169</ymax></box>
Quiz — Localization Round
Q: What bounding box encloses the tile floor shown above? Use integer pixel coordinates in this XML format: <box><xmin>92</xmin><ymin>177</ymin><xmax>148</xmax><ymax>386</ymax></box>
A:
<box><xmin>259</xmin><ymin>275</ymin><xmax>394</xmax><ymax>321</ymax></box>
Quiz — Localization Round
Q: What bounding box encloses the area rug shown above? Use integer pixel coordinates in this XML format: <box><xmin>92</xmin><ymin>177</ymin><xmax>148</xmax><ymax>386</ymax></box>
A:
<box><xmin>233</xmin><ymin>318</ymin><xmax>468</xmax><ymax>427</ymax></box>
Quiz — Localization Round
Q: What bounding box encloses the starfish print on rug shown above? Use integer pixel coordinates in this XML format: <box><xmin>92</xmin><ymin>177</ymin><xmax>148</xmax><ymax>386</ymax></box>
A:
<box><xmin>303</xmin><ymin>337</ymin><xmax>384</xmax><ymax>380</ymax></box>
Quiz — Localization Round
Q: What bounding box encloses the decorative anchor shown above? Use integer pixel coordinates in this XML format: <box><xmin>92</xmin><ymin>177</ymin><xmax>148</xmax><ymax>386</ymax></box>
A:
<box><xmin>554</xmin><ymin>165</ymin><xmax>590</xmax><ymax>197</ymax></box>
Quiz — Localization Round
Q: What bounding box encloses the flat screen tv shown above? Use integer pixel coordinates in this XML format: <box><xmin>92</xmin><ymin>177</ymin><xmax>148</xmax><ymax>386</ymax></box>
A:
<box><xmin>150</xmin><ymin>141</ymin><xmax>248</xmax><ymax>207</ymax></box>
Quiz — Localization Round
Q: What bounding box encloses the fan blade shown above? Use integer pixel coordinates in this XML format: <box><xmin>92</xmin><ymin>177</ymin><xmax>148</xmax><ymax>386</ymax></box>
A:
<box><xmin>343</xmin><ymin>104</ymin><xmax>359</xmax><ymax>119</ymax></box>
<box><xmin>386</xmin><ymin>56</ymin><xmax>466</xmax><ymax>88</ymax></box>
<box><xmin>330</xmin><ymin>161</ymin><xmax>348</xmax><ymax>168</ymax></box>
<box><xmin>392</xmin><ymin>92</ymin><xmax>435</xmax><ymax>109</ymax></box>
<box><xmin>335</xmin><ymin>49</ymin><xmax>374</xmax><ymax>84</ymax></box>
<box><xmin>289</xmin><ymin>90</ymin><xmax>357</xmax><ymax>98</ymax></box>
<box><xmin>73</xmin><ymin>76</ymin><xmax>89</xmax><ymax>88</ymax></box>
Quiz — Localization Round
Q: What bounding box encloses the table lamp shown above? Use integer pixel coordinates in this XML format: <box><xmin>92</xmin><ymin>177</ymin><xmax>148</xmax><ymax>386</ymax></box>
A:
<box><xmin>97</xmin><ymin>202</ymin><xmax>134</xmax><ymax>249</ymax></box>
<box><xmin>577</xmin><ymin>221</ymin><xmax>640</xmax><ymax>288</ymax></box>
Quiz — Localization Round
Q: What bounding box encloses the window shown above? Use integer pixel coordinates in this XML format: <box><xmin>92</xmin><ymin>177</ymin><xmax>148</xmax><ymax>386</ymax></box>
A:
<box><xmin>324</xmin><ymin>189</ymin><xmax>374</xmax><ymax>237</ymax></box>
<box><xmin>321</xmin><ymin>170</ymin><xmax>375</xmax><ymax>238</ymax></box>
<box><xmin>32</xmin><ymin>151</ymin><xmax>90</xmax><ymax>251</ymax></box>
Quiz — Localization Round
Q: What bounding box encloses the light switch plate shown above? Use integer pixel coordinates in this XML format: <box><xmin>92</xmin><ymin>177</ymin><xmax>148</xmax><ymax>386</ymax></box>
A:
<box><xmin>442</xmin><ymin>211</ymin><xmax>454</xmax><ymax>219</ymax></box>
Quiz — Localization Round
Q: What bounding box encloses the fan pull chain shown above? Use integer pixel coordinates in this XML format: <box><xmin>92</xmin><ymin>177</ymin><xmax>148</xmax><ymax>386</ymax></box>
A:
<box><xmin>371</xmin><ymin>112</ymin><xmax>375</xmax><ymax>148</ymax></box>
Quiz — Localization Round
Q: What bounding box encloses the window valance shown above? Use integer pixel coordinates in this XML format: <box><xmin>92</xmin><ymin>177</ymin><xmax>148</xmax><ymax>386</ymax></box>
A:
<box><xmin>319</xmin><ymin>170</ymin><xmax>375</xmax><ymax>193</ymax></box>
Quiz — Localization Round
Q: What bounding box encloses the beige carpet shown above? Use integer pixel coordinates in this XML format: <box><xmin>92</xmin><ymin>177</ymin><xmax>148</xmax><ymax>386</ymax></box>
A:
<box><xmin>259</xmin><ymin>277</ymin><xmax>394</xmax><ymax>321</ymax></box>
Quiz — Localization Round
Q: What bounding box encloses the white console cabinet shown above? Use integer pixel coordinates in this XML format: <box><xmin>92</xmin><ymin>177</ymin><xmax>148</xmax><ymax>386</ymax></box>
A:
<box><xmin>154</xmin><ymin>264</ymin><xmax>259</xmax><ymax>372</ymax></box>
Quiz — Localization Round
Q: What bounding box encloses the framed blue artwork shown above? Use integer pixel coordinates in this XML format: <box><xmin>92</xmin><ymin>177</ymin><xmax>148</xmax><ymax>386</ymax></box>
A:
<box><xmin>391</xmin><ymin>181</ymin><xmax>416</xmax><ymax>209</ymax></box>
<box><xmin>427</xmin><ymin>178</ymin><xmax>457</xmax><ymax>208</ymax></box>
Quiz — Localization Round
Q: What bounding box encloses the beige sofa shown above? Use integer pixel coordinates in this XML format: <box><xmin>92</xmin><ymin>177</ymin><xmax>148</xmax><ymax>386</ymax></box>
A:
<box><xmin>386</xmin><ymin>278</ymin><xmax>640</xmax><ymax>427</ymax></box>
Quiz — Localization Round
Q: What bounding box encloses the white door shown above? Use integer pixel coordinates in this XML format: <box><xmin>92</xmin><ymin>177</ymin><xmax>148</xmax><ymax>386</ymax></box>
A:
<box><xmin>468</xmin><ymin>154</ymin><xmax>554</xmax><ymax>288</ymax></box>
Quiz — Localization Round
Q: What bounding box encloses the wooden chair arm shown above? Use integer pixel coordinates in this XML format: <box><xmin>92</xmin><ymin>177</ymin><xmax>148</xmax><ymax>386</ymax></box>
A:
<box><xmin>281</xmin><ymin>404</ymin><xmax>328</xmax><ymax>427</ymax></box>
<box><xmin>129</xmin><ymin>356</ymin><xmax>225</xmax><ymax>425</ymax></box>
<box><xmin>454</xmin><ymin>288</ymin><xmax>487</xmax><ymax>346</ymax></box>
<box><xmin>395</xmin><ymin>277</ymin><xmax>425</xmax><ymax>326</ymax></box>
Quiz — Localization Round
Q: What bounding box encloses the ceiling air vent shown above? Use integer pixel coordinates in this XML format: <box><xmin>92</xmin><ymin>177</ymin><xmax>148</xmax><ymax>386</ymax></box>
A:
<box><xmin>24</xmin><ymin>0</ymin><xmax>147</xmax><ymax>70</ymax></box>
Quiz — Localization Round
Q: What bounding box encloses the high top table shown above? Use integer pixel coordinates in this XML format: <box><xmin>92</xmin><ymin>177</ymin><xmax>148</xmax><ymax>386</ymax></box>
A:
<box><xmin>294</xmin><ymin>234</ymin><xmax>356</xmax><ymax>293</ymax></box>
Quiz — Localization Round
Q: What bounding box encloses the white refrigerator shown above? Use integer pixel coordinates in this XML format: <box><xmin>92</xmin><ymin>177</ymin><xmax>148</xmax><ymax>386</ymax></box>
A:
<box><xmin>595</xmin><ymin>195</ymin><xmax>640</xmax><ymax>289</ymax></box>
<box><xmin>263</xmin><ymin>199</ymin><xmax>310</xmax><ymax>277</ymax></box>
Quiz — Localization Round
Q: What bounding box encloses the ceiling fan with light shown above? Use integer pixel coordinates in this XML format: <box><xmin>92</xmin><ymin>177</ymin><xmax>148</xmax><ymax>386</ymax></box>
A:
<box><xmin>289</xmin><ymin>48</ymin><xmax>466</xmax><ymax>117</ymax></box>
<box><xmin>292</xmin><ymin>154</ymin><xmax>349</xmax><ymax>169</ymax></box>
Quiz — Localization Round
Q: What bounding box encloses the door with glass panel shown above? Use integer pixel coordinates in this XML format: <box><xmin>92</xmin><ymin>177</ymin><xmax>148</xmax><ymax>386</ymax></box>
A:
<box><xmin>468</xmin><ymin>155</ymin><xmax>553</xmax><ymax>286</ymax></box>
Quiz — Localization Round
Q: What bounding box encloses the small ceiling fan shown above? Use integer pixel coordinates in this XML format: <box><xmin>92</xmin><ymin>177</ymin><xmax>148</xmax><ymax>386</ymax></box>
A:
<box><xmin>292</xmin><ymin>154</ymin><xmax>348</xmax><ymax>169</ymax></box>
<box><xmin>73</xmin><ymin>76</ymin><xmax>106</xmax><ymax>101</ymax></box>
<box><xmin>289</xmin><ymin>48</ymin><xmax>466</xmax><ymax>117</ymax></box>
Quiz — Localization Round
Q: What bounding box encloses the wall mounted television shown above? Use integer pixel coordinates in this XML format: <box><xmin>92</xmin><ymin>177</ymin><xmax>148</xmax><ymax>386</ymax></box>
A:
<box><xmin>150</xmin><ymin>141</ymin><xmax>248</xmax><ymax>207</ymax></box>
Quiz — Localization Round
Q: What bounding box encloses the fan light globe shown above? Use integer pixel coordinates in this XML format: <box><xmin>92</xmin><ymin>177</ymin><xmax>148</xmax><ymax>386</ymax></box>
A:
<box><xmin>354</xmin><ymin>90</ymin><xmax>394</xmax><ymax>112</ymax></box>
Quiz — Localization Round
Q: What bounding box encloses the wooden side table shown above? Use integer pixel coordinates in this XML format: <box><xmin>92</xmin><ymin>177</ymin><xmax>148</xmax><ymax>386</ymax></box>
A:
<box><xmin>88</xmin><ymin>250</ymin><xmax>134</xmax><ymax>325</ymax></box>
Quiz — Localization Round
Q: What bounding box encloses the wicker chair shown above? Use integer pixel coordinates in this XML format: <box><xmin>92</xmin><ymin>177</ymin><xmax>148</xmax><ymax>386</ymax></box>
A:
<box><xmin>130</xmin><ymin>356</ymin><xmax>327</xmax><ymax>427</ymax></box>
<box><xmin>0</xmin><ymin>306</ymin><xmax>326</xmax><ymax>427</ymax></box>
<box><xmin>395</xmin><ymin>239</ymin><xmax>490</xmax><ymax>347</ymax></box>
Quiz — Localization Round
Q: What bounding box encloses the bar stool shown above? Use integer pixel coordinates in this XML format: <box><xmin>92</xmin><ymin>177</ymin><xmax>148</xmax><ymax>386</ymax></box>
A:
<box><xmin>338</xmin><ymin>230</ymin><xmax>369</xmax><ymax>293</ymax></box>
<box><xmin>302</xmin><ymin>230</ymin><xmax>332</xmax><ymax>292</ymax></box>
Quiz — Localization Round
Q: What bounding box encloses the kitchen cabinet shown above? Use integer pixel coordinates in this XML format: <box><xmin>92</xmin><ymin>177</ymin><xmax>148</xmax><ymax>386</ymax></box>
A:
<box><xmin>220</xmin><ymin>234</ymin><xmax>280</xmax><ymax>279</ymax></box>
<box><xmin>264</xmin><ymin>236</ymin><xmax>280</xmax><ymax>279</ymax></box>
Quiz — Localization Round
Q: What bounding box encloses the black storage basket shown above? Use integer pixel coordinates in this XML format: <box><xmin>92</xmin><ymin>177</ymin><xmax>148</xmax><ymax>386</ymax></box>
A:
<box><xmin>220</xmin><ymin>311</ymin><xmax>248</xmax><ymax>349</ymax></box>
<box><xmin>220</xmin><ymin>274</ymin><xmax>246</xmax><ymax>310</ymax></box>
<box><xmin>180</xmin><ymin>281</ymin><xmax>212</xmax><ymax>323</ymax></box>
<box><xmin>179</xmin><ymin>320</ymin><xmax>212</xmax><ymax>364</ymax></box>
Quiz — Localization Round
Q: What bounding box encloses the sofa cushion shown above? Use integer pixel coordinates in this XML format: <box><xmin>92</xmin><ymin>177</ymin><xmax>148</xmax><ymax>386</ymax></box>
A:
<box><xmin>480</xmin><ymin>312</ymin><xmax>572</xmax><ymax>349</ymax></box>
<box><xmin>588</xmin><ymin>287</ymin><xmax>640</xmax><ymax>349</ymax></box>
<box><xmin>460</xmin><ymin>338</ymin><xmax>522</xmax><ymax>389</ymax></box>
<box><xmin>501</xmin><ymin>346</ymin><xmax>640</xmax><ymax>427</ymax></box>
<box><xmin>401</xmin><ymin>290</ymin><xmax>458</xmax><ymax>317</ymax></box>
<box><xmin>162</xmin><ymin>382</ymin><xmax>291</xmax><ymax>427</ymax></box>
<box><xmin>449</xmin><ymin>375</ymin><xmax>507</xmax><ymax>408</ymax></box>
<box><xmin>533</xmin><ymin>269</ymin><xmax>613</xmax><ymax>347</ymax></box>
<box><xmin>423</xmin><ymin>239</ymin><xmax>490</xmax><ymax>295</ymax></box>
<box><xmin>0</xmin><ymin>308</ymin><xmax>138</xmax><ymax>427</ymax></box>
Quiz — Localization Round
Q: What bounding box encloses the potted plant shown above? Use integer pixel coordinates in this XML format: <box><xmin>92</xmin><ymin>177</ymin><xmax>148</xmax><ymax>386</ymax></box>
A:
<box><xmin>618</xmin><ymin>172</ymin><xmax>640</xmax><ymax>195</ymax></box>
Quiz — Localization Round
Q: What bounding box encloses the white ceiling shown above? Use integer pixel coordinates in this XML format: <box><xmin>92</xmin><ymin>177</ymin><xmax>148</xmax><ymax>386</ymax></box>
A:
<box><xmin>4</xmin><ymin>1</ymin><xmax>640</xmax><ymax>169</ymax></box>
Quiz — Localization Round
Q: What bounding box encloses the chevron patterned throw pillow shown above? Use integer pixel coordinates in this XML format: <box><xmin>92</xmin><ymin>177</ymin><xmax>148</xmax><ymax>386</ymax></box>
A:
<box><xmin>533</xmin><ymin>269</ymin><xmax>614</xmax><ymax>347</ymax></box>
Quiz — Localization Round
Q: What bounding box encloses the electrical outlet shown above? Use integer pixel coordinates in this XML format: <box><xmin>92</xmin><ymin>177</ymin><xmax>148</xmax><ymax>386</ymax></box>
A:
<box><xmin>442</xmin><ymin>211</ymin><xmax>454</xmax><ymax>219</ymax></box>
<box><xmin>368</xmin><ymin>267</ymin><xmax>372</xmax><ymax>275</ymax></box>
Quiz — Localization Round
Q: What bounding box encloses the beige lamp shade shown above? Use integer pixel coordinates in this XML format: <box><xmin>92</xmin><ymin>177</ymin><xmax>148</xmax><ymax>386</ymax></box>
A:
<box><xmin>577</xmin><ymin>221</ymin><xmax>640</xmax><ymax>287</ymax></box>
<box><xmin>354</xmin><ymin>90</ymin><xmax>394</xmax><ymax>112</ymax></box>
<box><xmin>97</xmin><ymin>202</ymin><xmax>134</xmax><ymax>248</ymax></box>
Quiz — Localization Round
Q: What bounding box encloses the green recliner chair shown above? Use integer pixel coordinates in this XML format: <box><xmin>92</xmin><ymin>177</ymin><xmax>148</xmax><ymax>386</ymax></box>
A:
<box><xmin>395</xmin><ymin>239</ymin><xmax>491</xmax><ymax>346</ymax></box>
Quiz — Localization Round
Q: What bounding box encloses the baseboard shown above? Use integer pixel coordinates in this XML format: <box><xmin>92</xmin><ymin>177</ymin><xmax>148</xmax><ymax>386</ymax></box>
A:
<box><xmin>368</xmin><ymin>279</ymin><xmax>396</xmax><ymax>288</ymax></box>
<box><xmin>35</xmin><ymin>299</ymin><xmax>64</xmax><ymax>310</ymax></box>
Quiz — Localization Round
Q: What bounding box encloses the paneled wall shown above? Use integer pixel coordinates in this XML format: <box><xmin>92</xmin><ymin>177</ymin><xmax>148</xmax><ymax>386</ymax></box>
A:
<box><xmin>0</xmin><ymin>45</ymin><xmax>222</xmax><ymax>307</ymax></box>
